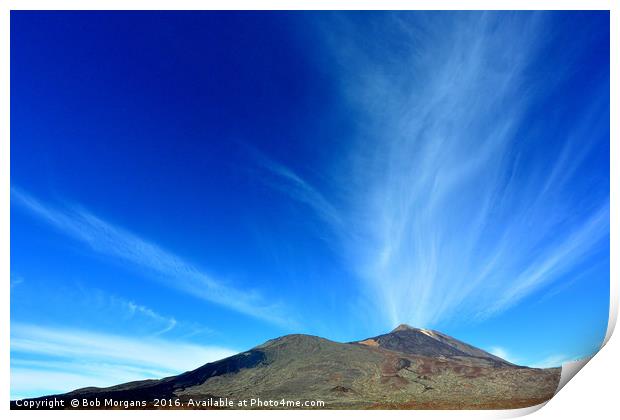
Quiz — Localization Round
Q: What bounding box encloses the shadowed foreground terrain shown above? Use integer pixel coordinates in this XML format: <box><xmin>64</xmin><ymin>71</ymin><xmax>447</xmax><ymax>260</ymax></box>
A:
<box><xmin>11</xmin><ymin>325</ymin><xmax>561</xmax><ymax>409</ymax></box>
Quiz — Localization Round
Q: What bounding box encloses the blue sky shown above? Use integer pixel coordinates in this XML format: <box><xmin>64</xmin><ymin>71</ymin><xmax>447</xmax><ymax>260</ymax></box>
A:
<box><xmin>10</xmin><ymin>11</ymin><xmax>609</xmax><ymax>398</ymax></box>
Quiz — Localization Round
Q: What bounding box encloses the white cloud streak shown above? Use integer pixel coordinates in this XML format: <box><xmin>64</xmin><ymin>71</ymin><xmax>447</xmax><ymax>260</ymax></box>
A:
<box><xmin>487</xmin><ymin>346</ymin><xmax>514</xmax><ymax>364</ymax></box>
<box><xmin>86</xmin><ymin>289</ymin><xmax>184</xmax><ymax>336</ymax></box>
<box><xmin>529</xmin><ymin>354</ymin><xmax>571</xmax><ymax>369</ymax></box>
<box><xmin>341</xmin><ymin>14</ymin><xmax>608</xmax><ymax>328</ymax></box>
<box><xmin>250</xmin><ymin>13</ymin><xmax>609</xmax><ymax>329</ymax></box>
<box><xmin>246</xmin><ymin>145</ymin><xmax>342</xmax><ymax>229</ymax></box>
<box><xmin>10</xmin><ymin>323</ymin><xmax>236</xmax><ymax>399</ymax></box>
<box><xmin>10</xmin><ymin>274</ymin><xmax>24</xmax><ymax>289</ymax></box>
<box><xmin>93</xmin><ymin>290</ymin><xmax>221</xmax><ymax>339</ymax></box>
<box><xmin>123</xmin><ymin>300</ymin><xmax>178</xmax><ymax>335</ymax></box>
<box><xmin>11</xmin><ymin>188</ymin><xmax>294</xmax><ymax>328</ymax></box>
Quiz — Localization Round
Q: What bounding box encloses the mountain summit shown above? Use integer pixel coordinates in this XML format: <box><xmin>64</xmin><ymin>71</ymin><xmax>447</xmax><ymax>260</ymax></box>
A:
<box><xmin>392</xmin><ymin>323</ymin><xmax>416</xmax><ymax>332</ymax></box>
<box><xmin>358</xmin><ymin>326</ymin><xmax>512</xmax><ymax>366</ymax></box>
<box><xmin>12</xmin><ymin>327</ymin><xmax>560</xmax><ymax>410</ymax></box>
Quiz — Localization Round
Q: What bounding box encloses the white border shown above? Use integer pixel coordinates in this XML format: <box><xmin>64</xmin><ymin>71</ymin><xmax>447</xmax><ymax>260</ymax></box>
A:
<box><xmin>0</xmin><ymin>0</ymin><xmax>616</xmax><ymax>11</ymax></box>
<box><xmin>2</xmin><ymin>1</ymin><xmax>617</xmax><ymax>419</ymax></box>
<box><xmin>605</xmin><ymin>0</ymin><xmax>617</xmax><ymax>348</ymax></box>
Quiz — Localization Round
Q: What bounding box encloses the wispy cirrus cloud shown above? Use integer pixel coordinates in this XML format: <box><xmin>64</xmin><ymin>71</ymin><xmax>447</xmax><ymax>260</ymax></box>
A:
<box><xmin>10</xmin><ymin>274</ymin><xmax>24</xmax><ymax>289</ymax></box>
<box><xmin>487</xmin><ymin>346</ymin><xmax>516</xmax><ymax>364</ymax></box>
<box><xmin>11</xmin><ymin>187</ymin><xmax>295</xmax><ymax>328</ymax></box>
<box><xmin>487</xmin><ymin>347</ymin><xmax>588</xmax><ymax>368</ymax></box>
<box><xmin>529</xmin><ymin>354</ymin><xmax>571</xmax><ymax>369</ymax></box>
<box><xmin>246</xmin><ymin>145</ymin><xmax>342</xmax><ymax>229</ymax></box>
<box><xmin>10</xmin><ymin>323</ymin><xmax>237</xmax><ymax>399</ymax></box>
<box><xmin>250</xmin><ymin>13</ymin><xmax>609</xmax><ymax>329</ymax></box>
<box><xmin>336</xmin><ymin>13</ymin><xmax>609</xmax><ymax>328</ymax></box>
<box><xmin>76</xmin><ymin>287</ymin><xmax>184</xmax><ymax>337</ymax></box>
<box><xmin>11</xmin><ymin>276</ymin><xmax>216</xmax><ymax>339</ymax></box>
<box><xmin>81</xmin><ymin>288</ymin><xmax>221</xmax><ymax>339</ymax></box>
<box><xmin>121</xmin><ymin>299</ymin><xmax>178</xmax><ymax>335</ymax></box>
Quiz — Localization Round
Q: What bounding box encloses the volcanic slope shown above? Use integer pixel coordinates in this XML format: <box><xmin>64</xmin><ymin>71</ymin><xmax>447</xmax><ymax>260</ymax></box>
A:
<box><xmin>13</xmin><ymin>325</ymin><xmax>561</xmax><ymax>409</ymax></box>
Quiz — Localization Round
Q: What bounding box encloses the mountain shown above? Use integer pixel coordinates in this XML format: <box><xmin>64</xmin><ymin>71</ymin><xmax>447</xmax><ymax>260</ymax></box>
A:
<box><xmin>355</xmin><ymin>324</ymin><xmax>514</xmax><ymax>366</ymax></box>
<box><xmin>11</xmin><ymin>326</ymin><xmax>561</xmax><ymax>409</ymax></box>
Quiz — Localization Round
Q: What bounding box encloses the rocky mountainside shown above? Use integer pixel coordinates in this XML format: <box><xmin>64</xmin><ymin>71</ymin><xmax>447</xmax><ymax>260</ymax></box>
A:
<box><xmin>12</xmin><ymin>324</ymin><xmax>561</xmax><ymax>409</ymax></box>
<box><xmin>355</xmin><ymin>324</ymin><xmax>514</xmax><ymax>366</ymax></box>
